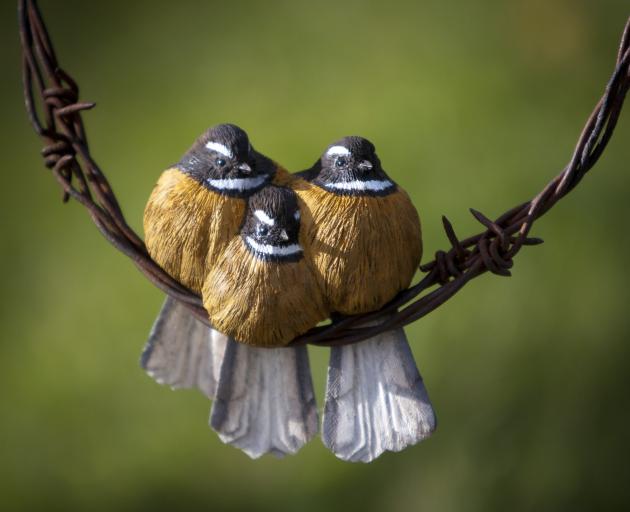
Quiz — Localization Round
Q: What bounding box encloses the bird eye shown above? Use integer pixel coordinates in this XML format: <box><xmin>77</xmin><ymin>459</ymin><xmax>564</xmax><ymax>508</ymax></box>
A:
<box><xmin>216</xmin><ymin>158</ymin><xmax>226</xmax><ymax>167</ymax></box>
<box><xmin>256</xmin><ymin>224</ymin><xmax>268</xmax><ymax>237</ymax></box>
<box><xmin>335</xmin><ymin>157</ymin><xmax>347</xmax><ymax>168</ymax></box>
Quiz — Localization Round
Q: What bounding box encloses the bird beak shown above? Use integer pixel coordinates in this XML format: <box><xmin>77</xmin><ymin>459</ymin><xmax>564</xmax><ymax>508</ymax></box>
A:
<box><xmin>357</xmin><ymin>160</ymin><xmax>373</xmax><ymax>173</ymax></box>
<box><xmin>237</xmin><ymin>162</ymin><xmax>252</xmax><ymax>174</ymax></box>
<box><xmin>280</xmin><ymin>229</ymin><xmax>289</xmax><ymax>241</ymax></box>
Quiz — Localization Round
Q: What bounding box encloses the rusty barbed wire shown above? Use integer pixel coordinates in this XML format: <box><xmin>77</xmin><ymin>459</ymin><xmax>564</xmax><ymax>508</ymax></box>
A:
<box><xmin>18</xmin><ymin>0</ymin><xmax>630</xmax><ymax>347</ymax></box>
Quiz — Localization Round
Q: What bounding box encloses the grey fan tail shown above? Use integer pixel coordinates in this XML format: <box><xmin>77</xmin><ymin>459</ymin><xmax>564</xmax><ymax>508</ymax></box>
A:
<box><xmin>210</xmin><ymin>341</ymin><xmax>318</xmax><ymax>459</ymax></box>
<box><xmin>141</xmin><ymin>296</ymin><xmax>228</xmax><ymax>399</ymax></box>
<box><xmin>322</xmin><ymin>327</ymin><xmax>436</xmax><ymax>463</ymax></box>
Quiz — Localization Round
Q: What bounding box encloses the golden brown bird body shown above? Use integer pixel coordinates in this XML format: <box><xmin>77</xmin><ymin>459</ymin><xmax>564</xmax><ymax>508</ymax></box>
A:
<box><xmin>292</xmin><ymin>137</ymin><xmax>421</xmax><ymax>315</ymax></box>
<box><xmin>202</xmin><ymin>186</ymin><xmax>328</xmax><ymax>347</ymax></box>
<box><xmin>202</xmin><ymin>237</ymin><xmax>327</xmax><ymax>347</ymax></box>
<box><xmin>143</xmin><ymin>124</ymin><xmax>291</xmax><ymax>292</ymax></box>
<box><xmin>144</xmin><ymin>166</ymin><xmax>290</xmax><ymax>292</ymax></box>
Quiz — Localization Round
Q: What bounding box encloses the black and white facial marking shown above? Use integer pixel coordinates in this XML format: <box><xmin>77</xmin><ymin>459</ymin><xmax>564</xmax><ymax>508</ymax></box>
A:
<box><xmin>310</xmin><ymin>136</ymin><xmax>396</xmax><ymax>196</ymax></box>
<box><xmin>177</xmin><ymin>123</ymin><xmax>276</xmax><ymax>197</ymax></box>
<box><xmin>241</xmin><ymin>186</ymin><xmax>303</xmax><ymax>262</ymax></box>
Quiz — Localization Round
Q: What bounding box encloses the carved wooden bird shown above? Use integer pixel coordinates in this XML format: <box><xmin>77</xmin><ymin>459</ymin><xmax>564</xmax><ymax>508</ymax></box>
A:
<box><xmin>141</xmin><ymin>124</ymin><xmax>290</xmax><ymax>399</ymax></box>
<box><xmin>203</xmin><ymin>185</ymin><xmax>327</xmax><ymax>457</ymax></box>
<box><xmin>293</xmin><ymin>136</ymin><xmax>437</xmax><ymax>462</ymax></box>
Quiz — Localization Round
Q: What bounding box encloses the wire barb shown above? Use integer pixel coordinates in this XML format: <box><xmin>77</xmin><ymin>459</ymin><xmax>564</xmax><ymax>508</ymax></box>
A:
<box><xmin>17</xmin><ymin>0</ymin><xmax>630</xmax><ymax>347</ymax></box>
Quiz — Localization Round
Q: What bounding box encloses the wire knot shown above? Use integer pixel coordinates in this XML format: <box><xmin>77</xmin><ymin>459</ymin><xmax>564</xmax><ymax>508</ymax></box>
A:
<box><xmin>43</xmin><ymin>84</ymin><xmax>95</xmax><ymax>120</ymax></box>
<box><xmin>420</xmin><ymin>216</ymin><xmax>469</xmax><ymax>284</ymax></box>
<box><xmin>41</xmin><ymin>138</ymin><xmax>73</xmax><ymax>169</ymax></box>
<box><xmin>469</xmin><ymin>208</ymin><xmax>514</xmax><ymax>277</ymax></box>
<box><xmin>420</xmin><ymin>210</ymin><xmax>544</xmax><ymax>283</ymax></box>
<box><xmin>36</xmin><ymin>82</ymin><xmax>96</xmax><ymax>202</ymax></box>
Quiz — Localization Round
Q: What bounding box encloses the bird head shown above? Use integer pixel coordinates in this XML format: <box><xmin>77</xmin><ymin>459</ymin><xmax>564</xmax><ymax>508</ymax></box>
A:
<box><xmin>310</xmin><ymin>136</ymin><xmax>396</xmax><ymax>196</ymax></box>
<box><xmin>241</xmin><ymin>186</ymin><xmax>303</xmax><ymax>262</ymax></box>
<box><xmin>178</xmin><ymin>124</ymin><xmax>274</xmax><ymax>197</ymax></box>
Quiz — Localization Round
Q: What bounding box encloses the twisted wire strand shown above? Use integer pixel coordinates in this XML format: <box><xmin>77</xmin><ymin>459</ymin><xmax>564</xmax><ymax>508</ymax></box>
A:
<box><xmin>18</xmin><ymin>0</ymin><xmax>630</xmax><ymax>347</ymax></box>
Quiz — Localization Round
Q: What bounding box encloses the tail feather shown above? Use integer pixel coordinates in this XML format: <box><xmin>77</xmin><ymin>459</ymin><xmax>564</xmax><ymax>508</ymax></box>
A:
<box><xmin>322</xmin><ymin>327</ymin><xmax>436</xmax><ymax>462</ymax></box>
<box><xmin>210</xmin><ymin>341</ymin><xmax>318</xmax><ymax>459</ymax></box>
<box><xmin>141</xmin><ymin>297</ymin><xmax>227</xmax><ymax>399</ymax></box>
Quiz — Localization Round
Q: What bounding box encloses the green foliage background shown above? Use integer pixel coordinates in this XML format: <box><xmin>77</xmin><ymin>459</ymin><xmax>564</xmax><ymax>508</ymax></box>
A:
<box><xmin>1</xmin><ymin>1</ymin><xmax>629</xmax><ymax>510</ymax></box>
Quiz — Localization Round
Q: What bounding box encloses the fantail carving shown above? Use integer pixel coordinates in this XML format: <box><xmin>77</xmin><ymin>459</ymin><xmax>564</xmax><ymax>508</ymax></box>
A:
<box><xmin>202</xmin><ymin>186</ymin><xmax>325</xmax><ymax>456</ymax></box>
<box><xmin>142</xmin><ymin>127</ymin><xmax>319</xmax><ymax>457</ymax></box>
<box><xmin>294</xmin><ymin>136</ymin><xmax>436</xmax><ymax>462</ymax></box>
<box><xmin>142</xmin><ymin>124</ymin><xmax>291</xmax><ymax>399</ymax></box>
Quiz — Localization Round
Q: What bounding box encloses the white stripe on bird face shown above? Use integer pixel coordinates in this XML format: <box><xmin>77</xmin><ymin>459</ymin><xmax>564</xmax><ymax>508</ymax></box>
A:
<box><xmin>326</xmin><ymin>145</ymin><xmax>351</xmax><ymax>157</ymax></box>
<box><xmin>205</xmin><ymin>174</ymin><xmax>269</xmax><ymax>191</ymax></box>
<box><xmin>205</xmin><ymin>141</ymin><xmax>233</xmax><ymax>158</ymax></box>
<box><xmin>325</xmin><ymin>179</ymin><xmax>394</xmax><ymax>192</ymax></box>
<box><xmin>254</xmin><ymin>210</ymin><xmax>275</xmax><ymax>226</ymax></box>
<box><xmin>245</xmin><ymin>236</ymin><xmax>303</xmax><ymax>257</ymax></box>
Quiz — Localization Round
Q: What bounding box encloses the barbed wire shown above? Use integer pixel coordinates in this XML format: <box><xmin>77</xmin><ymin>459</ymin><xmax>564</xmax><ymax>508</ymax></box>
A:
<box><xmin>18</xmin><ymin>0</ymin><xmax>630</xmax><ymax>347</ymax></box>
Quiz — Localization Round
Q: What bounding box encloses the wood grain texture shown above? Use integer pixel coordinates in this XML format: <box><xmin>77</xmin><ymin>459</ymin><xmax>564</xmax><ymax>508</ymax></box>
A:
<box><xmin>202</xmin><ymin>237</ymin><xmax>329</xmax><ymax>347</ymax></box>
<box><xmin>141</xmin><ymin>296</ymin><xmax>228</xmax><ymax>399</ymax></box>
<box><xmin>210</xmin><ymin>340</ymin><xmax>318</xmax><ymax>458</ymax></box>
<box><xmin>292</xmin><ymin>178</ymin><xmax>422</xmax><ymax>315</ymax></box>
<box><xmin>322</xmin><ymin>326</ymin><xmax>436</xmax><ymax>462</ymax></box>
<box><xmin>143</xmin><ymin>166</ymin><xmax>291</xmax><ymax>293</ymax></box>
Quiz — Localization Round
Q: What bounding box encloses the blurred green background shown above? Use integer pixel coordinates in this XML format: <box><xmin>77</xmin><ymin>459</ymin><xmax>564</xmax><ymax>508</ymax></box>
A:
<box><xmin>2</xmin><ymin>0</ymin><xmax>630</xmax><ymax>510</ymax></box>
